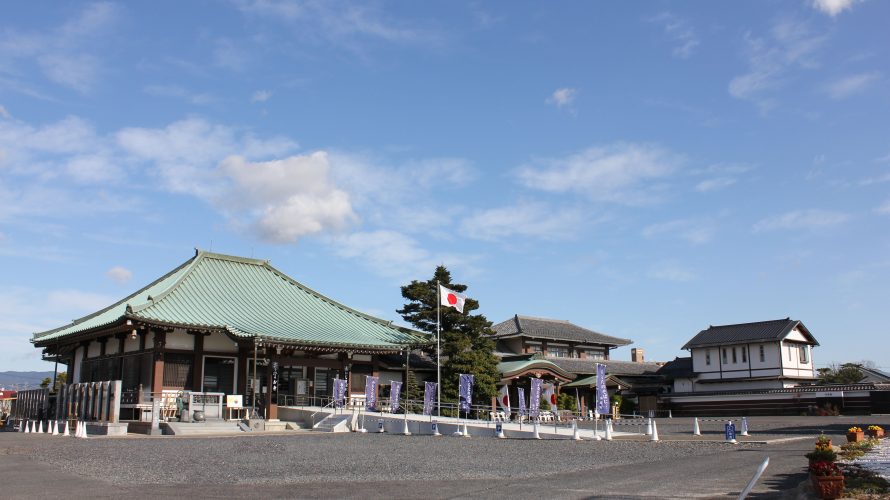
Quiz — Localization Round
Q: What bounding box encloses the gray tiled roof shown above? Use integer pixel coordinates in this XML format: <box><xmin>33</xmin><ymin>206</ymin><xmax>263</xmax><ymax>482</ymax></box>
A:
<box><xmin>656</xmin><ymin>357</ymin><xmax>694</xmax><ymax>378</ymax></box>
<box><xmin>491</xmin><ymin>315</ymin><xmax>632</xmax><ymax>346</ymax></box>
<box><xmin>681</xmin><ymin>318</ymin><xmax>818</xmax><ymax>350</ymax></box>
<box><xmin>549</xmin><ymin>358</ymin><xmax>662</xmax><ymax>376</ymax></box>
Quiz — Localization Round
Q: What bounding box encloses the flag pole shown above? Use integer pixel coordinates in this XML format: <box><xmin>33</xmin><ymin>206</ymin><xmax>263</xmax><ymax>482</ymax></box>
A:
<box><xmin>436</xmin><ymin>280</ymin><xmax>441</xmax><ymax>418</ymax></box>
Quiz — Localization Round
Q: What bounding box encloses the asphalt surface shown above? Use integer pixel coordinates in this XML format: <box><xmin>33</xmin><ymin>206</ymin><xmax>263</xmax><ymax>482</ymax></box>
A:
<box><xmin>2</xmin><ymin>415</ymin><xmax>889</xmax><ymax>499</ymax></box>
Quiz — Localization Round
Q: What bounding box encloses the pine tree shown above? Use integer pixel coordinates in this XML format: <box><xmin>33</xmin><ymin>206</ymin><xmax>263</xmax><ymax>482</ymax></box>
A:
<box><xmin>398</xmin><ymin>266</ymin><xmax>500</xmax><ymax>415</ymax></box>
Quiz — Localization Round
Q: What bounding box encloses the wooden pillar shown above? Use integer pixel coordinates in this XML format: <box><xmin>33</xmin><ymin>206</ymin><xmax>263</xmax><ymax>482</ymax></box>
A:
<box><xmin>237</xmin><ymin>345</ymin><xmax>248</xmax><ymax>396</ymax></box>
<box><xmin>191</xmin><ymin>332</ymin><xmax>205</xmax><ymax>392</ymax></box>
<box><xmin>151</xmin><ymin>330</ymin><xmax>167</xmax><ymax>396</ymax></box>
<box><xmin>265</xmin><ymin>356</ymin><xmax>278</xmax><ymax>420</ymax></box>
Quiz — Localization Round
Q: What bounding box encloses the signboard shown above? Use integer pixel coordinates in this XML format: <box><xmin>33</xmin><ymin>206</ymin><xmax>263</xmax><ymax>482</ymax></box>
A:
<box><xmin>271</xmin><ymin>361</ymin><xmax>279</xmax><ymax>394</ymax></box>
<box><xmin>815</xmin><ymin>391</ymin><xmax>844</xmax><ymax>398</ymax></box>
<box><xmin>431</xmin><ymin>419</ymin><xmax>438</xmax><ymax>434</ymax></box>
<box><xmin>725</xmin><ymin>422</ymin><xmax>736</xmax><ymax>441</ymax></box>
<box><xmin>296</xmin><ymin>380</ymin><xmax>307</xmax><ymax>395</ymax></box>
<box><xmin>495</xmin><ymin>422</ymin><xmax>502</xmax><ymax>434</ymax></box>
<box><xmin>226</xmin><ymin>395</ymin><xmax>243</xmax><ymax>408</ymax></box>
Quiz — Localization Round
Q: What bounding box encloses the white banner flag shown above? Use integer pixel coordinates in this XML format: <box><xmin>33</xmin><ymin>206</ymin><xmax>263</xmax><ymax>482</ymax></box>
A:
<box><xmin>497</xmin><ymin>385</ymin><xmax>510</xmax><ymax>413</ymax></box>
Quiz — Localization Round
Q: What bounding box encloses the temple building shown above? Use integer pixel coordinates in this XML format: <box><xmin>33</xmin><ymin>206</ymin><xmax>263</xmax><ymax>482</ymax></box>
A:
<box><xmin>31</xmin><ymin>250</ymin><xmax>428</xmax><ymax>419</ymax></box>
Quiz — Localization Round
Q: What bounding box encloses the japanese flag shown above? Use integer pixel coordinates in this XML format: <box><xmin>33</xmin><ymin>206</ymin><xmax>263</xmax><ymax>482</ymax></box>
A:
<box><xmin>439</xmin><ymin>284</ymin><xmax>466</xmax><ymax>313</ymax></box>
<box><xmin>498</xmin><ymin>385</ymin><xmax>510</xmax><ymax>412</ymax></box>
<box><xmin>543</xmin><ymin>383</ymin><xmax>557</xmax><ymax>410</ymax></box>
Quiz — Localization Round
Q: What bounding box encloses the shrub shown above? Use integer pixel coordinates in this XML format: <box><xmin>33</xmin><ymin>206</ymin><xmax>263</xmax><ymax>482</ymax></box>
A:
<box><xmin>806</xmin><ymin>447</ymin><xmax>837</xmax><ymax>463</ymax></box>
<box><xmin>809</xmin><ymin>461</ymin><xmax>842</xmax><ymax>477</ymax></box>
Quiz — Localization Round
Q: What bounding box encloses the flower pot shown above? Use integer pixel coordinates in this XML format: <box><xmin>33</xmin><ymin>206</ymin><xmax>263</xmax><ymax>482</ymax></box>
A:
<box><xmin>810</xmin><ymin>474</ymin><xmax>844</xmax><ymax>500</ymax></box>
<box><xmin>866</xmin><ymin>429</ymin><xmax>884</xmax><ymax>438</ymax></box>
<box><xmin>846</xmin><ymin>431</ymin><xmax>864</xmax><ymax>442</ymax></box>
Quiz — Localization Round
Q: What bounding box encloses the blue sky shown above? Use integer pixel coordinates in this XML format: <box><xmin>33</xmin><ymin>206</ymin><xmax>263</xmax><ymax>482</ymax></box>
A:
<box><xmin>1</xmin><ymin>0</ymin><xmax>888</xmax><ymax>373</ymax></box>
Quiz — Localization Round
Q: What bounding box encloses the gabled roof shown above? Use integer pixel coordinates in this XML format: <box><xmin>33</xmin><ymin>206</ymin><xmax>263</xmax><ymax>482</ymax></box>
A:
<box><xmin>491</xmin><ymin>315</ymin><xmax>632</xmax><ymax>347</ymax></box>
<box><xmin>33</xmin><ymin>250</ymin><xmax>427</xmax><ymax>351</ymax></box>
<box><xmin>681</xmin><ymin>318</ymin><xmax>818</xmax><ymax>350</ymax></box>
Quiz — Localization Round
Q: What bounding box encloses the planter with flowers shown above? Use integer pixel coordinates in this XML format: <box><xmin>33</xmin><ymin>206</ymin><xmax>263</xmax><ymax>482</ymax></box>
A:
<box><xmin>866</xmin><ymin>425</ymin><xmax>884</xmax><ymax>439</ymax></box>
<box><xmin>847</xmin><ymin>426</ymin><xmax>864</xmax><ymax>442</ymax></box>
<box><xmin>809</xmin><ymin>461</ymin><xmax>845</xmax><ymax>499</ymax></box>
<box><xmin>806</xmin><ymin>442</ymin><xmax>837</xmax><ymax>467</ymax></box>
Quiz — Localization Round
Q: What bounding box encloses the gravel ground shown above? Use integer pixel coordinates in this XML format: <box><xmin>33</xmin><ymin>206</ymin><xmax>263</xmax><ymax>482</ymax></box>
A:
<box><xmin>5</xmin><ymin>433</ymin><xmax>763</xmax><ymax>486</ymax></box>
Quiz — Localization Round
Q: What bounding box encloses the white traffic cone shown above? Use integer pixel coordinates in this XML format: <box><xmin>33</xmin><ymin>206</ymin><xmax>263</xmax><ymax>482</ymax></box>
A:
<box><xmin>62</xmin><ymin>421</ymin><xmax>70</xmax><ymax>437</ymax></box>
<box><xmin>78</xmin><ymin>421</ymin><xmax>88</xmax><ymax>439</ymax></box>
<box><xmin>431</xmin><ymin>419</ymin><xmax>441</xmax><ymax>436</ymax></box>
<box><xmin>51</xmin><ymin>421</ymin><xmax>59</xmax><ymax>436</ymax></box>
<box><xmin>740</xmin><ymin>417</ymin><xmax>749</xmax><ymax>436</ymax></box>
<box><xmin>24</xmin><ymin>421</ymin><xmax>31</xmax><ymax>433</ymax></box>
<box><xmin>462</xmin><ymin>422</ymin><xmax>470</xmax><ymax>437</ymax></box>
<box><xmin>649</xmin><ymin>421</ymin><xmax>659</xmax><ymax>442</ymax></box>
<box><xmin>604</xmin><ymin>419</ymin><xmax>613</xmax><ymax>441</ymax></box>
<box><xmin>75</xmin><ymin>421</ymin><xmax>82</xmax><ymax>438</ymax></box>
<box><xmin>495</xmin><ymin>422</ymin><xmax>506</xmax><ymax>439</ymax></box>
<box><xmin>532</xmin><ymin>420</ymin><xmax>541</xmax><ymax>439</ymax></box>
<box><xmin>452</xmin><ymin>421</ymin><xmax>464</xmax><ymax>437</ymax></box>
<box><xmin>693</xmin><ymin>417</ymin><xmax>701</xmax><ymax>436</ymax></box>
<box><xmin>37</xmin><ymin>420</ymin><xmax>44</xmax><ymax>434</ymax></box>
<box><xmin>645</xmin><ymin>417</ymin><xmax>652</xmax><ymax>436</ymax></box>
<box><xmin>668</xmin><ymin>409</ymin><xmax>673</xmax><ymax>418</ymax></box>
<box><xmin>572</xmin><ymin>420</ymin><xmax>582</xmax><ymax>441</ymax></box>
<box><xmin>402</xmin><ymin>415</ymin><xmax>411</xmax><ymax>436</ymax></box>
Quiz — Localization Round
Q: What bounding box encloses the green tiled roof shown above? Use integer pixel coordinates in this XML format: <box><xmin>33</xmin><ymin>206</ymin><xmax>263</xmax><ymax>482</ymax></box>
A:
<box><xmin>563</xmin><ymin>374</ymin><xmax>598</xmax><ymax>388</ymax></box>
<box><xmin>33</xmin><ymin>251</ymin><xmax>428</xmax><ymax>350</ymax></box>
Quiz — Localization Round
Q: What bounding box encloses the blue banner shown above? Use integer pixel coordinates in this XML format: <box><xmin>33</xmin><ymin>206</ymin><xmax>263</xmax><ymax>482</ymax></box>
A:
<box><xmin>423</xmin><ymin>381</ymin><xmax>437</xmax><ymax>416</ymax></box>
<box><xmin>517</xmin><ymin>387</ymin><xmax>527</xmax><ymax>416</ymax></box>
<box><xmin>333</xmin><ymin>378</ymin><xmax>347</xmax><ymax>408</ymax></box>
<box><xmin>390</xmin><ymin>381</ymin><xmax>402</xmax><ymax>413</ymax></box>
<box><xmin>459</xmin><ymin>373</ymin><xmax>474</xmax><ymax>412</ymax></box>
<box><xmin>529</xmin><ymin>378</ymin><xmax>542</xmax><ymax>417</ymax></box>
<box><xmin>596</xmin><ymin>363</ymin><xmax>609</xmax><ymax>415</ymax></box>
<box><xmin>365</xmin><ymin>375</ymin><xmax>379</xmax><ymax>411</ymax></box>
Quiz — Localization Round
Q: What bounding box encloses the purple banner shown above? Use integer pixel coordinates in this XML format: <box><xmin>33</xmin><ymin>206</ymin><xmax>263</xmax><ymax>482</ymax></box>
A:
<box><xmin>459</xmin><ymin>373</ymin><xmax>474</xmax><ymax>412</ymax></box>
<box><xmin>390</xmin><ymin>381</ymin><xmax>402</xmax><ymax>413</ymax></box>
<box><xmin>596</xmin><ymin>363</ymin><xmax>609</xmax><ymax>415</ymax></box>
<box><xmin>529</xmin><ymin>378</ymin><xmax>542</xmax><ymax>418</ymax></box>
<box><xmin>365</xmin><ymin>375</ymin><xmax>379</xmax><ymax>411</ymax></box>
<box><xmin>423</xmin><ymin>381</ymin><xmax>437</xmax><ymax>416</ymax></box>
<box><xmin>517</xmin><ymin>387</ymin><xmax>527</xmax><ymax>416</ymax></box>
<box><xmin>333</xmin><ymin>378</ymin><xmax>347</xmax><ymax>409</ymax></box>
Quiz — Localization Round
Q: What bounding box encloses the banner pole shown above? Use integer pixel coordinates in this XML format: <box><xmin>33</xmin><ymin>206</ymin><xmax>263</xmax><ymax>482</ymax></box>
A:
<box><xmin>436</xmin><ymin>280</ymin><xmax>441</xmax><ymax>418</ymax></box>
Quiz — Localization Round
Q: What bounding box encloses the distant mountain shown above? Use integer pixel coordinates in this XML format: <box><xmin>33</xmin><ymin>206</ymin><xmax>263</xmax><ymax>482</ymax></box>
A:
<box><xmin>0</xmin><ymin>371</ymin><xmax>55</xmax><ymax>390</ymax></box>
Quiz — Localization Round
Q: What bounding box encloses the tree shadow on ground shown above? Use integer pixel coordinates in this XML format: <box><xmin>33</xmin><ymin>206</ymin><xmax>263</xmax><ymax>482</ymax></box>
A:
<box><xmin>744</xmin><ymin>469</ymin><xmax>810</xmax><ymax>499</ymax></box>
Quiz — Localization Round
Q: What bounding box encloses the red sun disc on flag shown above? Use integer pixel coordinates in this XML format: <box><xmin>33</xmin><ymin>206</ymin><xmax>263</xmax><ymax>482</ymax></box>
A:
<box><xmin>447</xmin><ymin>293</ymin><xmax>458</xmax><ymax>305</ymax></box>
<box><xmin>551</xmin><ymin>394</ymin><xmax>557</xmax><ymax>405</ymax></box>
<box><xmin>501</xmin><ymin>395</ymin><xmax>509</xmax><ymax>406</ymax></box>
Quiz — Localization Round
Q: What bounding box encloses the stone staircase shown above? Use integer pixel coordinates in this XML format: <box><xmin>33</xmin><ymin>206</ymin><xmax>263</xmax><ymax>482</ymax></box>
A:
<box><xmin>312</xmin><ymin>413</ymin><xmax>352</xmax><ymax>433</ymax></box>
<box><xmin>161</xmin><ymin>421</ymin><xmax>247</xmax><ymax>436</ymax></box>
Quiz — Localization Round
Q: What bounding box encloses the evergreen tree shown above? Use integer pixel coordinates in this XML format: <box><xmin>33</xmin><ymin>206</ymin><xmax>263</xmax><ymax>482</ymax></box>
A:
<box><xmin>397</xmin><ymin>266</ymin><xmax>500</xmax><ymax>414</ymax></box>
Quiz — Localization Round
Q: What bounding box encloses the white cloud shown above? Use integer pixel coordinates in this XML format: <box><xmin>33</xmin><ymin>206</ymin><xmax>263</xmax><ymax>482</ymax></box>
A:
<box><xmin>517</xmin><ymin>143</ymin><xmax>679</xmax><ymax>204</ymax></box>
<box><xmin>461</xmin><ymin>203</ymin><xmax>585</xmax><ymax>241</ymax></box>
<box><xmin>695</xmin><ymin>177</ymin><xmax>737</xmax><ymax>192</ymax></box>
<box><xmin>823</xmin><ymin>72</ymin><xmax>880</xmax><ymax>99</ymax></box>
<box><xmin>753</xmin><ymin>209</ymin><xmax>849</xmax><ymax>232</ymax></box>
<box><xmin>875</xmin><ymin>153</ymin><xmax>890</xmax><ymax>164</ymax></box>
<box><xmin>0</xmin><ymin>105</ymin><xmax>10</xmax><ymax>119</ymax></box>
<box><xmin>810</xmin><ymin>0</ymin><xmax>862</xmax><ymax>17</ymax></box>
<box><xmin>729</xmin><ymin>18</ymin><xmax>825</xmax><ymax>109</ymax></box>
<box><xmin>648</xmin><ymin>262</ymin><xmax>697</xmax><ymax>282</ymax></box>
<box><xmin>106</xmin><ymin>266</ymin><xmax>133</xmax><ymax>285</ymax></box>
<box><xmin>219</xmin><ymin>153</ymin><xmax>358</xmax><ymax>243</ymax></box>
<box><xmin>875</xmin><ymin>199</ymin><xmax>890</xmax><ymax>215</ymax></box>
<box><xmin>0</xmin><ymin>2</ymin><xmax>118</xmax><ymax>93</ymax></box>
<box><xmin>234</xmin><ymin>0</ymin><xmax>441</xmax><ymax>52</ymax></box>
<box><xmin>214</xmin><ymin>38</ymin><xmax>250</xmax><ymax>71</ymax></box>
<box><xmin>642</xmin><ymin>218</ymin><xmax>714</xmax><ymax>244</ymax></box>
<box><xmin>861</xmin><ymin>172</ymin><xmax>890</xmax><ymax>185</ymax></box>
<box><xmin>649</xmin><ymin>12</ymin><xmax>699</xmax><ymax>59</ymax></box>
<box><xmin>144</xmin><ymin>85</ymin><xmax>214</xmax><ymax>105</ymax></box>
<box><xmin>333</xmin><ymin>230</ymin><xmax>475</xmax><ymax>282</ymax></box>
<box><xmin>117</xmin><ymin>117</ymin><xmax>298</xmax><ymax>197</ymax></box>
<box><xmin>547</xmin><ymin>88</ymin><xmax>577</xmax><ymax>109</ymax></box>
<box><xmin>251</xmin><ymin>90</ymin><xmax>272</xmax><ymax>102</ymax></box>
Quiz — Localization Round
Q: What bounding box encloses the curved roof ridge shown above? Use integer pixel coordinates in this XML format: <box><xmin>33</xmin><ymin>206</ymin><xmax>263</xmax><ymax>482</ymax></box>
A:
<box><xmin>261</xmin><ymin>260</ymin><xmax>417</xmax><ymax>334</ymax></box>
<box><xmin>708</xmin><ymin>317</ymin><xmax>793</xmax><ymax>329</ymax></box>
<box><xmin>517</xmin><ymin>315</ymin><xmax>571</xmax><ymax>323</ymax></box>
<box><xmin>128</xmin><ymin>251</ymin><xmax>216</xmax><ymax>315</ymax></box>
<box><xmin>32</xmin><ymin>253</ymin><xmax>200</xmax><ymax>340</ymax></box>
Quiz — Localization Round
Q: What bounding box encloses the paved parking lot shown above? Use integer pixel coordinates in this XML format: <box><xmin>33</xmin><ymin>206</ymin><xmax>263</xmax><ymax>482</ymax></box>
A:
<box><xmin>2</xmin><ymin>415</ymin><xmax>888</xmax><ymax>499</ymax></box>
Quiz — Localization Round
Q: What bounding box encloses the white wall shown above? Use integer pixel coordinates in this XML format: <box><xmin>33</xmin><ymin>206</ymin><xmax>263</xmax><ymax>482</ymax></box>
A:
<box><xmin>105</xmin><ymin>338</ymin><xmax>119</xmax><ymax>355</ymax></box>
<box><xmin>204</xmin><ymin>331</ymin><xmax>238</xmax><ymax>353</ymax></box>
<box><xmin>87</xmin><ymin>340</ymin><xmax>100</xmax><ymax>358</ymax></box>
<box><xmin>72</xmin><ymin>346</ymin><xmax>83</xmax><ymax>382</ymax></box>
<box><xmin>164</xmin><ymin>329</ymin><xmax>194</xmax><ymax>350</ymax></box>
<box><xmin>124</xmin><ymin>333</ymin><xmax>141</xmax><ymax>352</ymax></box>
